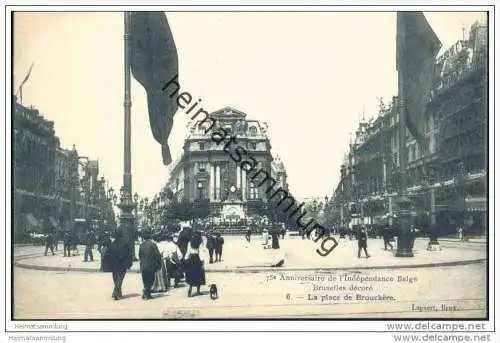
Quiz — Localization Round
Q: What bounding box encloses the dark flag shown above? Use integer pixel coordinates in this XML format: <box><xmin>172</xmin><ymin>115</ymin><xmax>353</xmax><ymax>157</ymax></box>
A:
<box><xmin>396</xmin><ymin>12</ymin><xmax>441</xmax><ymax>150</ymax></box>
<box><xmin>130</xmin><ymin>12</ymin><xmax>179</xmax><ymax>165</ymax></box>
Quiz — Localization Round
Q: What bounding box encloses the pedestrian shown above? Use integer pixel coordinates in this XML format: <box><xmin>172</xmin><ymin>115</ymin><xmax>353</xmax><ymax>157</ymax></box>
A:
<box><xmin>151</xmin><ymin>232</ymin><xmax>168</xmax><ymax>293</ymax></box>
<box><xmin>382</xmin><ymin>226</ymin><xmax>394</xmax><ymax>251</ymax></box>
<box><xmin>97</xmin><ymin>230</ymin><xmax>105</xmax><ymax>253</ymax></box>
<box><xmin>357</xmin><ymin>227</ymin><xmax>370</xmax><ymax>258</ymax></box>
<box><xmin>245</xmin><ymin>227</ymin><xmax>251</xmax><ymax>243</ymax></box>
<box><xmin>83</xmin><ymin>229</ymin><xmax>95</xmax><ymax>262</ymax></box>
<box><xmin>176</xmin><ymin>226</ymin><xmax>191</xmax><ymax>259</ymax></box>
<box><xmin>99</xmin><ymin>232</ymin><xmax>112</xmax><ymax>272</ymax></box>
<box><xmin>457</xmin><ymin>226</ymin><xmax>464</xmax><ymax>241</ymax></box>
<box><xmin>184</xmin><ymin>237</ymin><xmax>206</xmax><ymax>297</ymax></box>
<box><xmin>101</xmin><ymin>229</ymin><xmax>133</xmax><ymax>300</ymax></box>
<box><xmin>206</xmin><ymin>232</ymin><xmax>215</xmax><ymax>264</ymax></box>
<box><xmin>44</xmin><ymin>231</ymin><xmax>55</xmax><ymax>256</ymax></box>
<box><xmin>262</xmin><ymin>229</ymin><xmax>270</xmax><ymax>248</ymax></box>
<box><xmin>271</xmin><ymin>228</ymin><xmax>280</xmax><ymax>249</ymax></box>
<box><xmin>215</xmin><ymin>233</ymin><xmax>224</xmax><ymax>262</ymax></box>
<box><xmin>409</xmin><ymin>225</ymin><xmax>417</xmax><ymax>249</ymax></box>
<box><xmin>63</xmin><ymin>230</ymin><xmax>72</xmax><ymax>257</ymax></box>
<box><xmin>163</xmin><ymin>233</ymin><xmax>183</xmax><ymax>288</ymax></box>
<box><xmin>53</xmin><ymin>226</ymin><xmax>60</xmax><ymax>251</ymax></box>
<box><xmin>71</xmin><ymin>230</ymin><xmax>79</xmax><ymax>256</ymax></box>
<box><xmin>138</xmin><ymin>230</ymin><xmax>163</xmax><ymax>300</ymax></box>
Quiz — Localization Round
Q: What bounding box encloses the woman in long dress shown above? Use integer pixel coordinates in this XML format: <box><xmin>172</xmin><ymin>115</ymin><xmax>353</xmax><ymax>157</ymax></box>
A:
<box><xmin>151</xmin><ymin>232</ymin><xmax>167</xmax><ymax>293</ymax></box>
<box><xmin>184</xmin><ymin>234</ymin><xmax>206</xmax><ymax>297</ymax></box>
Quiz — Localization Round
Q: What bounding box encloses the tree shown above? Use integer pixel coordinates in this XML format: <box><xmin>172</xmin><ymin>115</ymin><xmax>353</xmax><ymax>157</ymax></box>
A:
<box><xmin>166</xmin><ymin>198</ymin><xmax>193</xmax><ymax>222</ymax></box>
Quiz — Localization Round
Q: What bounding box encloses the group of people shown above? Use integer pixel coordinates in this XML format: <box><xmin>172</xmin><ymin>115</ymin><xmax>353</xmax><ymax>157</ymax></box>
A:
<box><xmin>102</xmin><ymin>226</ymin><xmax>224</xmax><ymax>301</ymax></box>
<box><xmin>342</xmin><ymin>224</ymin><xmax>422</xmax><ymax>258</ymax></box>
<box><xmin>40</xmin><ymin>216</ymin><xmax>114</xmax><ymax>262</ymax></box>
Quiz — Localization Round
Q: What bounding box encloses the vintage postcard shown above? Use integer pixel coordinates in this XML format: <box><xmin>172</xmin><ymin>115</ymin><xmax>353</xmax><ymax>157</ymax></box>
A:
<box><xmin>4</xmin><ymin>2</ymin><xmax>496</xmax><ymax>341</ymax></box>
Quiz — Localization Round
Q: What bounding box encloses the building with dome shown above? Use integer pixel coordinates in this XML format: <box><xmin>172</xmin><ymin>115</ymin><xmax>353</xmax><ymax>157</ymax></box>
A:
<box><xmin>164</xmin><ymin>106</ymin><xmax>288</xmax><ymax>223</ymax></box>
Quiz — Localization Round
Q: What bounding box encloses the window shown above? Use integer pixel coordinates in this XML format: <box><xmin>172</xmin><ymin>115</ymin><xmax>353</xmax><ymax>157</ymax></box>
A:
<box><xmin>249</xmin><ymin>182</ymin><xmax>259</xmax><ymax>199</ymax></box>
<box><xmin>199</xmin><ymin>142</ymin><xmax>205</xmax><ymax>150</ymax></box>
<box><xmin>198</xmin><ymin>162</ymin><xmax>207</xmax><ymax>172</ymax></box>
<box><xmin>249</xmin><ymin>126</ymin><xmax>257</xmax><ymax>136</ymax></box>
<box><xmin>248</xmin><ymin>142</ymin><xmax>257</xmax><ymax>150</ymax></box>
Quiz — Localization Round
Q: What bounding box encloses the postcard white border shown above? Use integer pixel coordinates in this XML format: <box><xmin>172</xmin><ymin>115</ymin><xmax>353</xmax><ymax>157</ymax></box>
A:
<box><xmin>1</xmin><ymin>0</ymin><xmax>498</xmax><ymax>337</ymax></box>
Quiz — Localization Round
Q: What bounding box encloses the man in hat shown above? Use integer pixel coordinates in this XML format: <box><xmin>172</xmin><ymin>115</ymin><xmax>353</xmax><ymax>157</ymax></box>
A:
<box><xmin>63</xmin><ymin>230</ymin><xmax>72</xmax><ymax>257</ymax></box>
<box><xmin>206</xmin><ymin>230</ymin><xmax>216</xmax><ymax>264</ymax></box>
<box><xmin>357</xmin><ymin>226</ymin><xmax>370</xmax><ymax>258</ymax></box>
<box><xmin>138</xmin><ymin>230</ymin><xmax>162</xmax><ymax>300</ymax></box>
<box><xmin>176</xmin><ymin>226</ymin><xmax>191</xmax><ymax>259</ymax></box>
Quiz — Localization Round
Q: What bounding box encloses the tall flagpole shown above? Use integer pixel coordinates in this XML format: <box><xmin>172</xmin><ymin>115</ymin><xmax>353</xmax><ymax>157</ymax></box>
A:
<box><xmin>124</xmin><ymin>11</ymin><xmax>132</xmax><ymax>195</ymax></box>
<box><xmin>118</xmin><ymin>11</ymin><xmax>138</xmax><ymax>260</ymax></box>
<box><xmin>395</xmin><ymin>12</ymin><xmax>414</xmax><ymax>257</ymax></box>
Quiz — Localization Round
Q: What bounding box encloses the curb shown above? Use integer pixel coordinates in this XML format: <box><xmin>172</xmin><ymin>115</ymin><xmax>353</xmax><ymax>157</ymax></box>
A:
<box><xmin>14</xmin><ymin>258</ymin><xmax>486</xmax><ymax>274</ymax></box>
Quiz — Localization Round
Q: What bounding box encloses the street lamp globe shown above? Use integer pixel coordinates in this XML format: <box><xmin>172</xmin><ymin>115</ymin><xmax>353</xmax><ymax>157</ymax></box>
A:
<box><xmin>107</xmin><ymin>187</ymin><xmax>114</xmax><ymax>200</ymax></box>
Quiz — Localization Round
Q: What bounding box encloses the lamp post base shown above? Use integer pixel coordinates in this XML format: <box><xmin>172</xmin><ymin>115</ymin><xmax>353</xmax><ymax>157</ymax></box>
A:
<box><xmin>394</xmin><ymin>195</ymin><xmax>414</xmax><ymax>258</ymax></box>
<box><xmin>117</xmin><ymin>198</ymin><xmax>138</xmax><ymax>261</ymax></box>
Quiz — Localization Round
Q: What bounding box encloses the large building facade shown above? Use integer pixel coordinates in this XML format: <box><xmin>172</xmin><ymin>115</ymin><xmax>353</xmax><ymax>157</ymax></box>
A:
<box><xmin>328</xmin><ymin>21</ymin><xmax>487</xmax><ymax>236</ymax></box>
<box><xmin>165</xmin><ymin>107</ymin><xmax>288</xmax><ymax>223</ymax></box>
<box><xmin>12</xmin><ymin>97</ymin><xmax>114</xmax><ymax>241</ymax></box>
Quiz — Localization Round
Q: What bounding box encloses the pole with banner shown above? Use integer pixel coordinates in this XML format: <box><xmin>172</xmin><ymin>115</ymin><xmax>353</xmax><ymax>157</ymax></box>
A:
<box><xmin>395</xmin><ymin>12</ymin><xmax>441</xmax><ymax>257</ymax></box>
<box><xmin>117</xmin><ymin>11</ymin><xmax>138</xmax><ymax>261</ymax></box>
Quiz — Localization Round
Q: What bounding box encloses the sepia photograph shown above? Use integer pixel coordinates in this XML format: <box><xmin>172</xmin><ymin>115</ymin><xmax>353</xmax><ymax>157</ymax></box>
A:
<box><xmin>3</xmin><ymin>2</ymin><xmax>497</xmax><ymax>339</ymax></box>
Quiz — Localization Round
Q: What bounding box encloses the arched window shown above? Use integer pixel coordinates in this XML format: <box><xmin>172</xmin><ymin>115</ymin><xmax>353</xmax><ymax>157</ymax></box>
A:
<box><xmin>249</xmin><ymin>126</ymin><xmax>257</xmax><ymax>137</ymax></box>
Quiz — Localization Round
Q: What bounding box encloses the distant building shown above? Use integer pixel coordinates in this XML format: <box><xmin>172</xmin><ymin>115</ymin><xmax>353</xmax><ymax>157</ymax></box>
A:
<box><xmin>165</xmin><ymin>106</ymin><xmax>288</xmax><ymax>223</ymax></box>
<box><xmin>329</xmin><ymin>21</ymin><xmax>487</xmax><ymax>235</ymax></box>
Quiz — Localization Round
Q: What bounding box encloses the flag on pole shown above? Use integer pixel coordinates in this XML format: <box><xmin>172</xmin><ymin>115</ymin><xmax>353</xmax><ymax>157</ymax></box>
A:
<box><xmin>396</xmin><ymin>12</ymin><xmax>441</xmax><ymax>150</ymax></box>
<box><xmin>129</xmin><ymin>12</ymin><xmax>179</xmax><ymax>165</ymax></box>
<box><xmin>16</xmin><ymin>63</ymin><xmax>34</xmax><ymax>104</ymax></box>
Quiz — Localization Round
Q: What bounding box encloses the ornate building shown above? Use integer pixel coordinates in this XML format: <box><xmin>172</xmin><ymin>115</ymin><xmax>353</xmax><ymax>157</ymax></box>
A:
<box><xmin>165</xmin><ymin>106</ymin><xmax>288</xmax><ymax>223</ymax></box>
<box><xmin>12</xmin><ymin>98</ymin><xmax>113</xmax><ymax>241</ymax></box>
<box><xmin>328</xmin><ymin>21</ymin><xmax>487</xmax><ymax>235</ymax></box>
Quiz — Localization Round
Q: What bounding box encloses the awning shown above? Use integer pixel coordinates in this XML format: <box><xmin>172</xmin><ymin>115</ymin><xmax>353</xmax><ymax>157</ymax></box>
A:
<box><xmin>465</xmin><ymin>197</ymin><xmax>486</xmax><ymax>212</ymax></box>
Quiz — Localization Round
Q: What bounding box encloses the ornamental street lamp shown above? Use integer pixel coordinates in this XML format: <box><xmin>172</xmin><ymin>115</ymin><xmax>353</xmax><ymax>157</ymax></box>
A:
<box><xmin>107</xmin><ymin>187</ymin><xmax>118</xmax><ymax>206</ymax></box>
<box><xmin>133</xmin><ymin>192</ymin><xmax>139</xmax><ymax>227</ymax></box>
<box><xmin>139</xmin><ymin>199</ymin><xmax>144</xmax><ymax>227</ymax></box>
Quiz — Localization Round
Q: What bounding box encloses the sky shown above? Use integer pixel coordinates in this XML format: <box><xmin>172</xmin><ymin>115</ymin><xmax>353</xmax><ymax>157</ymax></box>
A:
<box><xmin>12</xmin><ymin>11</ymin><xmax>486</xmax><ymax>199</ymax></box>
